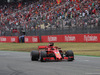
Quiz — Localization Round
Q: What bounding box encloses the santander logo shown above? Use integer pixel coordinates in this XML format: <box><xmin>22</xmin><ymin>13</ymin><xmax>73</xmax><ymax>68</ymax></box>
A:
<box><xmin>25</xmin><ymin>38</ymin><xmax>29</xmax><ymax>42</ymax></box>
<box><xmin>0</xmin><ymin>37</ymin><xmax>6</xmax><ymax>42</ymax></box>
<box><xmin>32</xmin><ymin>37</ymin><xmax>38</xmax><ymax>42</ymax></box>
<box><xmin>65</xmin><ymin>36</ymin><xmax>76</xmax><ymax>41</ymax></box>
<box><xmin>48</xmin><ymin>36</ymin><xmax>57</xmax><ymax>42</ymax></box>
<box><xmin>84</xmin><ymin>35</ymin><xmax>98</xmax><ymax>42</ymax></box>
<box><xmin>11</xmin><ymin>38</ymin><xmax>15</xmax><ymax>42</ymax></box>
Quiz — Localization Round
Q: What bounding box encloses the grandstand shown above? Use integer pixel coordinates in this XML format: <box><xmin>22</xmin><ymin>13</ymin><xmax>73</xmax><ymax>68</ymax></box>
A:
<box><xmin>0</xmin><ymin>0</ymin><xmax>100</xmax><ymax>36</ymax></box>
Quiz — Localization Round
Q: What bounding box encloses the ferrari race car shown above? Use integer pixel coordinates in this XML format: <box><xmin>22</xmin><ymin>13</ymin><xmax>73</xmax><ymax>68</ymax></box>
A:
<box><xmin>30</xmin><ymin>43</ymin><xmax>74</xmax><ymax>62</ymax></box>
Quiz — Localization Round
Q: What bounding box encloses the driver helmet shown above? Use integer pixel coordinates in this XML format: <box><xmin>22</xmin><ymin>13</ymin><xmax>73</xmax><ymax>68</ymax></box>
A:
<box><xmin>49</xmin><ymin>42</ymin><xmax>54</xmax><ymax>46</ymax></box>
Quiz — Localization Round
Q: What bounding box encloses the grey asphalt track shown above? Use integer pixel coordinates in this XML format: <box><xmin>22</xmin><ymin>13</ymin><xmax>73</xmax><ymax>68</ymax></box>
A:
<box><xmin>0</xmin><ymin>51</ymin><xmax>100</xmax><ymax>75</ymax></box>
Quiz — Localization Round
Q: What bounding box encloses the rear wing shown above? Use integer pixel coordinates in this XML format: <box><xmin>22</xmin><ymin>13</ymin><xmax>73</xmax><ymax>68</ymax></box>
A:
<box><xmin>38</xmin><ymin>46</ymin><xmax>47</xmax><ymax>50</ymax></box>
<box><xmin>38</xmin><ymin>45</ymin><xmax>61</xmax><ymax>50</ymax></box>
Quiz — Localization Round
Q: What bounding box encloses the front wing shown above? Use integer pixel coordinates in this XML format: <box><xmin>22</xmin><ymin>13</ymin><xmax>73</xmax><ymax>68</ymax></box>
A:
<box><xmin>43</xmin><ymin>56</ymin><xmax>74</xmax><ymax>61</ymax></box>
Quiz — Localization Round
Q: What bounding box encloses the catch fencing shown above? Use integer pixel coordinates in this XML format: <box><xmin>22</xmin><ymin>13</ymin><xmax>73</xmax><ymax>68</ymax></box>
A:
<box><xmin>0</xmin><ymin>14</ymin><xmax>100</xmax><ymax>37</ymax></box>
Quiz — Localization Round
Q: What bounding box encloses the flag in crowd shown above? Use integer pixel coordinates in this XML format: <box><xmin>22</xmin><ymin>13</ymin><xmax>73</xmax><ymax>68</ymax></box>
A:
<box><xmin>56</xmin><ymin>0</ymin><xmax>61</xmax><ymax>4</ymax></box>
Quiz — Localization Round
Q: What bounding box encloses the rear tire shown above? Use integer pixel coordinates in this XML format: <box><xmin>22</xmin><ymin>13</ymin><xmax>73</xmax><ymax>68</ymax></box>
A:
<box><xmin>40</xmin><ymin>51</ymin><xmax>47</xmax><ymax>62</ymax></box>
<box><xmin>31</xmin><ymin>50</ymin><xmax>39</xmax><ymax>61</ymax></box>
<box><xmin>65</xmin><ymin>50</ymin><xmax>74</xmax><ymax>61</ymax></box>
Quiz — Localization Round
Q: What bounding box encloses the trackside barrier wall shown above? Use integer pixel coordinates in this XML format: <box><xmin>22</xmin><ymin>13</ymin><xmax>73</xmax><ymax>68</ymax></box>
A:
<box><xmin>24</xmin><ymin>36</ymin><xmax>40</xmax><ymax>43</ymax></box>
<box><xmin>41</xmin><ymin>34</ymin><xmax>100</xmax><ymax>43</ymax></box>
<box><xmin>0</xmin><ymin>36</ymin><xmax>19</xmax><ymax>43</ymax></box>
<box><xmin>0</xmin><ymin>34</ymin><xmax>100</xmax><ymax>43</ymax></box>
<box><xmin>0</xmin><ymin>36</ymin><xmax>40</xmax><ymax>43</ymax></box>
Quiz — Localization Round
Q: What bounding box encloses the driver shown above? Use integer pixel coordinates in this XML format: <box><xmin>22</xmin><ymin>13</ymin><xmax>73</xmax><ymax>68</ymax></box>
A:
<box><xmin>48</xmin><ymin>42</ymin><xmax>54</xmax><ymax>50</ymax></box>
<box><xmin>49</xmin><ymin>42</ymin><xmax>54</xmax><ymax>46</ymax></box>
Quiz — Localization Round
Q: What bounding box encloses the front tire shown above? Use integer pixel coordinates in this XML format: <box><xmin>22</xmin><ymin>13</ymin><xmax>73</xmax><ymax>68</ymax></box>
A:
<box><xmin>31</xmin><ymin>50</ymin><xmax>39</xmax><ymax>61</ymax></box>
<box><xmin>65</xmin><ymin>50</ymin><xmax>74</xmax><ymax>61</ymax></box>
<box><xmin>39</xmin><ymin>51</ymin><xmax>47</xmax><ymax>62</ymax></box>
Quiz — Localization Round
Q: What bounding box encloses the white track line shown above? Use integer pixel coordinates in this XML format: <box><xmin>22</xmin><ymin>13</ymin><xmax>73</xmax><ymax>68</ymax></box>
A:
<box><xmin>86</xmin><ymin>73</ymin><xmax>100</xmax><ymax>75</ymax></box>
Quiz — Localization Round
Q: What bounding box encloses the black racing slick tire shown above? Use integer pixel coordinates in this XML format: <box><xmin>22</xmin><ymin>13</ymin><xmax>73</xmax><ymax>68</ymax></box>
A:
<box><xmin>40</xmin><ymin>51</ymin><xmax>47</xmax><ymax>62</ymax></box>
<box><xmin>65</xmin><ymin>50</ymin><xmax>74</xmax><ymax>61</ymax></box>
<box><xmin>31</xmin><ymin>50</ymin><xmax>39</xmax><ymax>61</ymax></box>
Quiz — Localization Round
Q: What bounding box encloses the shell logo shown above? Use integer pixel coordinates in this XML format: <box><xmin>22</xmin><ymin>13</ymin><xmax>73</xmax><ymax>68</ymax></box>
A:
<box><xmin>11</xmin><ymin>38</ymin><xmax>15</xmax><ymax>42</ymax></box>
<box><xmin>25</xmin><ymin>38</ymin><xmax>29</xmax><ymax>42</ymax></box>
<box><xmin>32</xmin><ymin>37</ymin><xmax>38</xmax><ymax>42</ymax></box>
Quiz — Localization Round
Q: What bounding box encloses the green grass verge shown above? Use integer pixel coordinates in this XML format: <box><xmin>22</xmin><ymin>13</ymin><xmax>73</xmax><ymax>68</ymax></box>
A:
<box><xmin>0</xmin><ymin>42</ymin><xmax>100</xmax><ymax>56</ymax></box>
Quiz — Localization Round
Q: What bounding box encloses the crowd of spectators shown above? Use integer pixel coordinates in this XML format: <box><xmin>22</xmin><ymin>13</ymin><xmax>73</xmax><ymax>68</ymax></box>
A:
<box><xmin>0</xmin><ymin>0</ymin><xmax>100</xmax><ymax>36</ymax></box>
<box><xmin>40</xmin><ymin>0</ymin><xmax>100</xmax><ymax>29</ymax></box>
<box><xmin>63</xmin><ymin>0</ymin><xmax>100</xmax><ymax>29</ymax></box>
<box><xmin>0</xmin><ymin>0</ymin><xmax>61</xmax><ymax>34</ymax></box>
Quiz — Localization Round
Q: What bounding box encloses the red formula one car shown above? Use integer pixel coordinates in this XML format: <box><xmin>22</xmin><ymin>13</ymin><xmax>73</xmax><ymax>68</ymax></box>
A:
<box><xmin>31</xmin><ymin>43</ymin><xmax>74</xmax><ymax>62</ymax></box>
